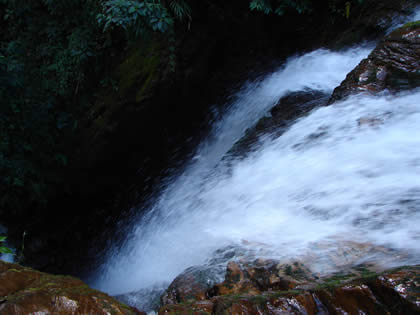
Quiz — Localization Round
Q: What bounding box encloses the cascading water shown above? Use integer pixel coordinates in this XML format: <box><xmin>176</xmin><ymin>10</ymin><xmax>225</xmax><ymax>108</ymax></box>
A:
<box><xmin>91</xmin><ymin>46</ymin><xmax>374</xmax><ymax>295</ymax></box>
<box><xmin>91</xmin><ymin>13</ymin><xmax>420</xmax><ymax>310</ymax></box>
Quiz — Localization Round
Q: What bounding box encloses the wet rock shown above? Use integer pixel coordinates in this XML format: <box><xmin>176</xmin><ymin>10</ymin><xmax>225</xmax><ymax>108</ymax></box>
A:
<box><xmin>209</xmin><ymin>260</ymin><xmax>317</xmax><ymax>297</ymax></box>
<box><xmin>315</xmin><ymin>284</ymin><xmax>391</xmax><ymax>314</ymax></box>
<box><xmin>328</xmin><ymin>0</ymin><xmax>418</xmax><ymax>49</ymax></box>
<box><xmin>115</xmin><ymin>285</ymin><xmax>166</xmax><ymax>313</ymax></box>
<box><xmin>227</xmin><ymin>90</ymin><xmax>329</xmax><ymax>159</ymax></box>
<box><xmin>370</xmin><ymin>265</ymin><xmax>420</xmax><ymax>314</ymax></box>
<box><xmin>0</xmin><ymin>260</ymin><xmax>143</xmax><ymax>314</ymax></box>
<box><xmin>357</xmin><ymin>117</ymin><xmax>384</xmax><ymax>127</ymax></box>
<box><xmin>159</xmin><ymin>300</ymin><xmax>215</xmax><ymax>315</ymax></box>
<box><xmin>329</xmin><ymin>21</ymin><xmax>420</xmax><ymax>104</ymax></box>
<box><xmin>161</xmin><ymin>265</ymin><xmax>224</xmax><ymax>304</ymax></box>
<box><xmin>159</xmin><ymin>264</ymin><xmax>420</xmax><ymax>314</ymax></box>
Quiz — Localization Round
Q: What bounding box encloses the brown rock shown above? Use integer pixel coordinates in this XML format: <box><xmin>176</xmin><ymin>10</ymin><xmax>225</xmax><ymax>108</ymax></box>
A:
<box><xmin>0</xmin><ymin>260</ymin><xmax>142</xmax><ymax>314</ymax></box>
<box><xmin>227</xmin><ymin>90</ymin><xmax>328</xmax><ymax>158</ymax></box>
<box><xmin>159</xmin><ymin>301</ymin><xmax>214</xmax><ymax>315</ymax></box>
<box><xmin>159</xmin><ymin>265</ymin><xmax>420</xmax><ymax>314</ymax></box>
<box><xmin>329</xmin><ymin>22</ymin><xmax>420</xmax><ymax>104</ymax></box>
<box><xmin>370</xmin><ymin>265</ymin><xmax>420</xmax><ymax>314</ymax></box>
<box><xmin>211</xmin><ymin>261</ymin><xmax>262</xmax><ymax>296</ymax></box>
<box><xmin>210</xmin><ymin>260</ymin><xmax>316</xmax><ymax>297</ymax></box>
<box><xmin>316</xmin><ymin>284</ymin><xmax>389</xmax><ymax>314</ymax></box>
<box><xmin>161</xmin><ymin>266</ymin><xmax>222</xmax><ymax>304</ymax></box>
<box><xmin>268</xmin><ymin>292</ymin><xmax>319</xmax><ymax>314</ymax></box>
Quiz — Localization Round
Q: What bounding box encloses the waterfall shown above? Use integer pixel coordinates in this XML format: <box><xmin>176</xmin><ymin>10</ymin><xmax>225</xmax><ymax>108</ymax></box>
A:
<box><xmin>91</xmin><ymin>11</ymin><xmax>420</xmax><ymax>302</ymax></box>
<box><xmin>91</xmin><ymin>46</ymin><xmax>374</xmax><ymax>295</ymax></box>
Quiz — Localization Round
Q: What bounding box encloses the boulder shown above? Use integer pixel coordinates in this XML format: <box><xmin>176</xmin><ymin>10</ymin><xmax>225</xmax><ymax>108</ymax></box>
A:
<box><xmin>0</xmin><ymin>260</ymin><xmax>143</xmax><ymax>314</ymax></box>
<box><xmin>227</xmin><ymin>90</ymin><xmax>329</xmax><ymax>159</ymax></box>
<box><xmin>329</xmin><ymin>21</ymin><xmax>420</xmax><ymax>104</ymax></box>
<box><xmin>209</xmin><ymin>260</ymin><xmax>317</xmax><ymax>297</ymax></box>
<box><xmin>161</xmin><ymin>265</ymin><xmax>224</xmax><ymax>305</ymax></box>
<box><xmin>159</xmin><ymin>265</ymin><xmax>420</xmax><ymax>314</ymax></box>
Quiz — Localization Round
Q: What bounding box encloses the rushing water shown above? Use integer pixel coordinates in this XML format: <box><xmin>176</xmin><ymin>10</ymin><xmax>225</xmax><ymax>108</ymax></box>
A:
<box><xmin>91</xmin><ymin>12</ymin><xmax>420</xmax><ymax>305</ymax></box>
<box><xmin>92</xmin><ymin>46</ymin><xmax>373</xmax><ymax>295</ymax></box>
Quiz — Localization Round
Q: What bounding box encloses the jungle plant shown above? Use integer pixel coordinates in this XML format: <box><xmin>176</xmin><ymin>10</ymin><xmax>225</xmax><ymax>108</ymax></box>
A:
<box><xmin>249</xmin><ymin>0</ymin><xmax>364</xmax><ymax>17</ymax></box>
<box><xmin>96</xmin><ymin>0</ymin><xmax>192</xmax><ymax>36</ymax></box>
<box><xmin>0</xmin><ymin>236</ymin><xmax>13</xmax><ymax>255</ymax></box>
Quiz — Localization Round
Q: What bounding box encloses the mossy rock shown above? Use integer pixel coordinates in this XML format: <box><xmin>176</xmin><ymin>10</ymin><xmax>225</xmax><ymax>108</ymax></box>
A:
<box><xmin>401</xmin><ymin>19</ymin><xmax>420</xmax><ymax>30</ymax></box>
<box><xmin>0</xmin><ymin>260</ymin><xmax>142</xmax><ymax>314</ymax></box>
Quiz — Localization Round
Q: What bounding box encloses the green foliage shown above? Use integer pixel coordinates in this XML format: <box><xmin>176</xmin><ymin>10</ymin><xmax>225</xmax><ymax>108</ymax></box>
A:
<box><xmin>0</xmin><ymin>0</ymin><xmax>104</xmax><ymax>211</ymax></box>
<box><xmin>0</xmin><ymin>0</ymin><xmax>193</xmax><ymax>212</ymax></box>
<box><xmin>1</xmin><ymin>0</ymin><xmax>369</xmax><ymax>215</ymax></box>
<box><xmin>249</xmin><ymin>0</ymin><xmax>312</xmax><ymax>15</ymax></box>
<box><xmin>96</xmin><ymin>0</ymin><xmax>192</xmax><ymax>72</ymax></box>
<box><xmin>0</xmin><ymin>236</ymin><xmax>13</xmax><ymax>255</ymax></box>
<box><xmin>97</xmin><ymin>0</ymin><xmax>191</xmax><ymax>37</ymax></box>
<box><xmin>249</xmin><ymin>0</ymin><xmax>364</xmax><ymax>17</ymax></box>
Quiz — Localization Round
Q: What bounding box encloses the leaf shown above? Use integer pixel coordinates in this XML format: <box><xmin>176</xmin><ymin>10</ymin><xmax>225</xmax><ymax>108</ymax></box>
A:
<box><xmin>13</xmin><ymin>177</ymin><xmax>24</xmax><ymax>187</ymax></box>
<box><xmin>23</xmin><ymin>144</ymin><xmax>32</xmax><ymax>152</ymax></box>
<box><xmin>345</xmin><ymin>1</ymin><xmax>351</xmax><ymax>19</ymax></box>
<box><xmin>0</xmin><ymin>246</ymin><xmax>13</xmax><ymax>254</ymax></box>
<box><xmin>0</xmin><ymin>236</ymin><xmax>6</xmax><ymax>242</ymax></box>
<box><xmin>55</xmin><ymin>154</ymin><xmax>68</xmax><ymax>166</ymax></box>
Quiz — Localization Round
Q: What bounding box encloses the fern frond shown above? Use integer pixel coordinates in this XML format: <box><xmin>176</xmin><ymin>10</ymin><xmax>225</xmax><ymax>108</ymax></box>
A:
<box><xmin>169</xmin><ymin>0</ymin><xmax>191</xmax><ymax>21</ymax></box>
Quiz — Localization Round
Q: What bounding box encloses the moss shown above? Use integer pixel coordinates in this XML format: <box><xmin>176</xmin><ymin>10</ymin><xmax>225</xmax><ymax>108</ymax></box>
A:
<box><xmin>267</xmin><ymin>290</ymin><xmax>303</xmax><ymax>298</ymax></box>
<box><xmin>387</xmin><ymin>265</ymin><xmax>420</xmax><ymax>273</ymax></box>
<box><xmin>118</xmin><ymin>41</ymin><xmax>161</xmax><ymax>104</ymax></box>
<box><xmin>25</xmin><ymin>287</ymin><xmax>43</xmax><ymax>293</ymax></box>
<box><xmin>248</xmin><ymin>294</ymin><xmax>269</xmax><ymax>307</ymax></box>
<box><xmin>401</xmin><ymin>20</ymin><xmax>420</xmax><ymax>30</ymax></box>
<box><xmin>353</xmin><ymin>265</ymin><xmax>378</xmax><ymax>279</ymax></box>
<box><xmin>316</xmin><ymin>273</ymin><xmax>355</xmax><ymax>289</ymax></box>
<box><xmin>6</xmin><ymin>268</ymin><xmax>23</xmax><ymax>273</ymax></box>
<box><xmin>283</xmin><ymin>264</ymin><xmax>307</xmax><ymax>280</ymax></box>
<box><xmin>119</xmin><ymin>301</ymin><xmax>132</xmax><ymax>310</ymax></box>
<box><xmin>285</xmin><ymin>265</ymin><xmax>293</xmax><ymax>276</ymax></box>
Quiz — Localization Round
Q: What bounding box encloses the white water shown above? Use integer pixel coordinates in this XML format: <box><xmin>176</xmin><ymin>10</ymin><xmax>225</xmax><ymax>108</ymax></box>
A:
<box><xmin>92</xmin><ymin>46</ymin><xmax>374</xmax><ymax>294</ymax></box>
<box><xmin>93</xmin><ymin>35</ymin><xmax>420</xmax><ymax>300</ymax></box>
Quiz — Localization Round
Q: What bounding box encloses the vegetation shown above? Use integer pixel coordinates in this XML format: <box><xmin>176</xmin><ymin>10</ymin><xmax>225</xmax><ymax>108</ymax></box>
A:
<box><xmin>0</xmin><ymin>0</ymin><xmax>198</xmax><ymax>213</ymax></box>
<box><xmin>1</xmin><ymin>0</ymin><xmax>102</xmax><ymax>212</ymax></box>
<box><xmin>249</xmin><ymin>0</ymin><xmax>365</xmax><ymax>19</ymax></box>
<box><xmin>0</xmin><ymin>0</ymin><xmax>367</xmax><ymax>215</ymax></box>
<box><xmin>0</xmin><ymin>236</ymin><xmax>13</xmax><ymax>255</ymax></box>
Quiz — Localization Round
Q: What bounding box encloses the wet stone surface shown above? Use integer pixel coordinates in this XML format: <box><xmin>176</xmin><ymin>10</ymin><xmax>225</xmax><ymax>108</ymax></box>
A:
<box><xmin>329</xmin><ymin>22</ymin><xmax>420</xmax><ymax>104</ymax></box>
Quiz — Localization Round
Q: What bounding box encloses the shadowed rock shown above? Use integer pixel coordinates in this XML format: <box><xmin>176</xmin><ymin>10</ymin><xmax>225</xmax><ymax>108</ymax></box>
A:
<box><xmin>227</xmin><ymin>89</ymin><xmax>329</xmax><ymax>159</ymax></box>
